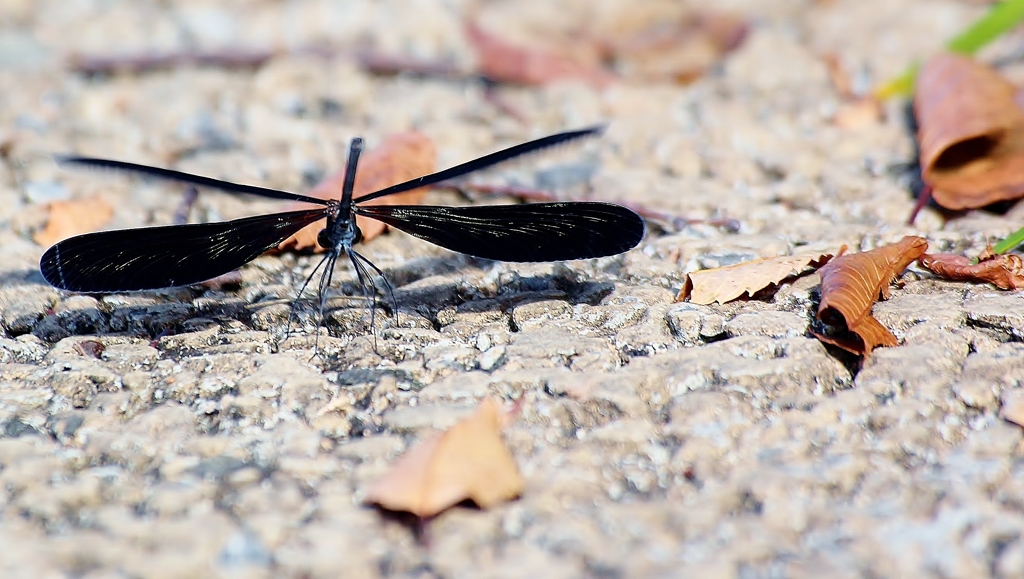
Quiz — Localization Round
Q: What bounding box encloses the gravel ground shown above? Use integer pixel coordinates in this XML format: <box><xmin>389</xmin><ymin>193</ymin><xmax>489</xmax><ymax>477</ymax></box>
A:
<box><xmin>3</xmin><ymin>0</ymin><xmax>1024</xmax><ymax>577</ymax></box>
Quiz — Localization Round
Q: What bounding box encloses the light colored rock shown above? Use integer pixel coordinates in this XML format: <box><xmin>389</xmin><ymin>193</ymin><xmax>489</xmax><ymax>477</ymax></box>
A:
<box><xmin>1001</xmin><ymin>389</ymin><xmax>1024</xmax><ymax>429</ymax></box>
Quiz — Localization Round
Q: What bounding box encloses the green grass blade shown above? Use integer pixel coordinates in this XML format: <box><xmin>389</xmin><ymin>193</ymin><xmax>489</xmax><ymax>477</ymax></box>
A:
<box><xmin>876</xmin><ymin>0</ymin><xmax>1024</xmax><ymax>99</ymax></box>
<box><xmin>992</xmin><ymin>225</ymin><xmax>1024</xmax><ymax>255</ymax></box>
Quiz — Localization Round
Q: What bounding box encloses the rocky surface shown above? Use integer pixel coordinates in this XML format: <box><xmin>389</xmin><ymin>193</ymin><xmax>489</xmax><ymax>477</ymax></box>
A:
<box><xmin>2</xmin><ymin>0</ymin><xmax>1024</xmax><ymax>577</ymax></box>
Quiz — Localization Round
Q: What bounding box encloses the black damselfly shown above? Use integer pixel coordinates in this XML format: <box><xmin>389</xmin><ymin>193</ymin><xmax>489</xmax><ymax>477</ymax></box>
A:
<box><xmin>39</xmin><ymin>126</ymin><xmax>645</xmax><ymax>329</ymax></box>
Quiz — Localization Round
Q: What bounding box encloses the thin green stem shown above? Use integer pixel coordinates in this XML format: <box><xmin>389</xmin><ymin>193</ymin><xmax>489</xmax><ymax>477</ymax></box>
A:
<box><xmin>876</xmin><ymin>0</ymin><xmax>1024</xmax><ymax>98</ymax></box>
<box><xmin>992</xmin><ymin>225</ymin><xmax>1024</xmax><ymax>255</ymax></box>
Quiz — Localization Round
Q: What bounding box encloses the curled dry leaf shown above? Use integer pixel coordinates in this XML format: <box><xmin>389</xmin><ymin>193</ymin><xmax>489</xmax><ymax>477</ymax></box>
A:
<box><xmin>275</xmin><ymin>132</ymin><xmax>436</xmax><ymax>253</ymax></box>
<box><xmin>33</xmin><ymin>197</ymin><xmax>114</xmax><ymax>247</ymax></box>
<box><xmin>364</xmin><ymin>398</ymin><xmax>523</xmax><ymax>518</ymax></box>
<box><xmin>677</xmin><ymin>251</ymin><xmax>836</xmax><ymax>305</ymax></box>
<box><xmin>915</xmin><ymin>53</ymin><xmax>1024</xmax><ymax>210</ymax></box>
<box><xmin>920</xmin><ymin>247</ymin><xmax>1024</xmax><ymax>290</ymax></box>
<box><xmin>465</xmin><ymin>18</ymin><xmax>614</xmax><ymax>87</ymax></box>
<box><xmin>813</xmin><ymin>236</ymin><xmax>928</xmax><ymax>356</ymax></box>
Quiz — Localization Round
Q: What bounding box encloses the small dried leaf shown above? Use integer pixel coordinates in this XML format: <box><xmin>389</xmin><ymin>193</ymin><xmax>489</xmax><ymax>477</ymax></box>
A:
<box><xmin>821</xmin><ymin>53</ymin><xmax>882</xmax><ymax>129</ymax></box>
<box><xmin>915</xmin><ymin>53</ymin><xmax>1024</xmax><ymax>210</ymax></box>
<box><xmin>677</xmin><ymin>251</ymin><xmax>835</xmax><ymax>305</ymax></box>
<box><xmin>603</xmin><ymin>10</ymin><xmax>748</xmax><ymax>84</ymax></box>
<box><xmin>364</xmin><ymin>399</ymin><xmax>523</xmax><ymax>518</ymax></box>
<box><xmin>275</xmin><ymin>132</ymin><xmax>436</xmax><ymax>253</ymax></box>
<box><xmin>465</xmin><ymin>18</ymin><xmax>614</xmax><ymax>87</ymax></box>
<box><xmin>33</xmin><ymin>197</ymin><xmax>114</xmax><ymax>247</ymax></box>
<box><xmin>813</xmin><ymin>236</ymin><xmax>928</xmax><ymax>356</ymax></box>
<box><xmin>822</xmin><ymin>52</ymin><xmax>855</xmax><ymax>99</ymax></box>
<box><xmin>833</xmin><ymin>98</ymin><xmax>883</xmax><ymax>130</ymax></box>
<box><xmin>920</xmin><ymin>248</ymin><xmax>1024</xmax><ymax>290</ymax></box>
<box><xmin>198</xmin><ymin>269</ymin><xmax>245</xmax><ymax>291</ymax></box>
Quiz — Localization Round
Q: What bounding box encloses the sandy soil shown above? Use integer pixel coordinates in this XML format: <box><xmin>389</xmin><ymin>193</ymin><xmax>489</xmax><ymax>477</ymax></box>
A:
<box><xmin>2</xmin><ymin>0</ymin><xmax>1024</xmax><ymax>577</ymax></box>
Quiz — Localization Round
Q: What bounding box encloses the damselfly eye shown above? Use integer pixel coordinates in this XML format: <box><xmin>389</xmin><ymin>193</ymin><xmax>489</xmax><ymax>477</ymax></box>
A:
<box><xmin>316</xmin><ymin>228</ymin><xmax>331</xmax><ymax>248</ymax></box>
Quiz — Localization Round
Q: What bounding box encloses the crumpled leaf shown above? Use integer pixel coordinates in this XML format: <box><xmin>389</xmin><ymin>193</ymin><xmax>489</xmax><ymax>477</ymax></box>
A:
<box><xmin>813</xmin><ymin>236</ymin><xmax>929</xmax><ymax>356</ymax></box>
<box><xmin>600</xmin><ymin>10</ymin><xmax>748</xmax><ymax>84</ymax></box>
<box><xmin>33</xmin><ymin>197</ymin><xmax>114</xmax><ymax>247</ymax></box>
<box><xmin>465</xmin><ymin>18</ymin><xmax>614</xmax><ymax>87</ymax></box>
<box><xmin>920</xmin><ymin>246</ymin><xmax>1024</xmax><ymax>290</ymax></box>
<box><xmin>465</xmin><ymin>8</ymin><xmax>744</xmax><ymax>87</ymax></box>
<box><xmin>915</xmin><ymin>53</ymin><xmax>1024</xmax><ymax>210</ymax></box>
<box><xmin>363</xmin><ymin>398</ymin><xmax>523</xmax><ymax>518</ymax></box>
<box><xmin>677</xmin><ymin>251</ymin><xmax>835</xmax><ymax>305</ymax></box>
<box><xmin>275</xmin><ymin>131</ymin><xmax>436</xmax><ymax>253</ymax></box>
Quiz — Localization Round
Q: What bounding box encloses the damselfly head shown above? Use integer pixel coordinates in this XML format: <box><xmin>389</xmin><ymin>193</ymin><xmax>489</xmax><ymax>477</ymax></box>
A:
<box><xmin>316</xmin><ymin>220</ymin><xmax>364</xmax><ymax>253</ymax></box>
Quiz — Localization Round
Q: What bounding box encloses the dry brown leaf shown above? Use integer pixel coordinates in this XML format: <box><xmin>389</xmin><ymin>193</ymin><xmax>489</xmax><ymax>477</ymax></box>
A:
<box><xmin>465</xmin><ymin>18</ymin><xmax>614</xmax><ymax>87</ymax></box>
<box><xmin>813</xmin><ymin>236</ymin><xmax>928</xmax><ymax>356</ymax></box>
<box><xmin>676</xmin><ymin>251</ymin><xmax>835</xmax><ymax>305</ymax></box>
<box><xmin>833</xmin><ymin>98</ymin><xmax>883</xmax><ymax>130</ymax></box>
<box><xmin>915</xmin><ymin>53</ymin><xmax>1024</xmax><ymax>210</ymax></box>
<box><xmin>603</xmin><ymin>10</ymin><xmax>748</xmax><ymax>84</ymax></box>
<box><xmin>464</xmin><ymin>7</ymin><xmax>743</xmax><ymax>88</ymax></box>
<box><xmin>919</xmin><ymin>247</ymin><xmax>1024</xmax><ymax>290</ymax></box>
<box><xmin>363</xmin><ymin>398</ymin><xmax>523</xmax><ymax>518</ymax></box>
<box><xmin>821</xmin><ymin>53</ymin><xmax>882</xmax><ymax>129</ymax></box>
<box><xmin>822</xmin><ymin>52</ymin><xmax>855</xmax><ymax>99</ymax></box>
<box><xmin>33</xmin><ymin>197</ymin><xmax>114</xmax><ymax>247</ymax></box>
<box><xmin>275</xmin><ymin>132</ymin><xmax>436</xmax><ymax>253</ymax></box>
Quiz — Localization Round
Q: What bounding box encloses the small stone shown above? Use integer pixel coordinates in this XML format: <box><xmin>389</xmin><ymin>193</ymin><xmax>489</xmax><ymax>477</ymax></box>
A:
<box><xmin>665</xmin><ymin>304</ymin><xmax>704</xmax><ymax>343</ymax></box>
<box><xmin>1001</xmin><ymin>389</ymin><xmax>1024</xmax><ymax>428</ymax></box>
<box><xmin>953</xmin><ymin>381</ymin><xmax>999</xmax><ymax>412</ymax></box>
<box><xmin>577</xmin><ymin>303</ymin><xmax>647</xmax><ymax>332</ymax></box>
<box><xmin>995</xmin><ymin>540</ymin><xmax>1024</xmax><ymax>579</ymax></box>
<box><xmin>475</xmin><ymin>333</ymin><xmax>491</xmax><ymax>351</ymax></box>
<box><xmin>964</xmin><ymin>293</ymin><xmax>1024</xmax><ymax>341</ymax></box>
<box><xmin>217</xmin><ymin>531</ymin><xmax>272</xmax><ymax>570</ymax></box>
<box><xmin>335</xmin><ymin>435</ymin><xmax>405</xmax><ymax>461</ymax></box>
<box><xmin>0</xmin><ymin>336</ymin><xmax>47</xmax><ymax>364</ymax></box>
<box><xmin>0</xmin><ymin>287</ymin><xmax>56</xmax><ymax>335</ymax></box>
<box><xmin>310</xmin><ymin>411</ymin><xmax>352</xmax><ymax>439</ymax></box>
<box><xmin>53</xmin><ymin>295</ymin><xmax>108</xmax><ymax>335</ymax></box>
<box><xmin>724</xmin><ymin>310</ymin><xmax>807</xmax><ymax>339</ymax></box>
<box><xmin>382</xmin><ymin>405</ymin><xmax>475</xmax><ymax>433</ymax></box>
<box><xmin>477</xmin><ymin>346</ymin><xmax>506</xmax><ymax>372</ymax></box>
<box><xmin>511</xmin><ymin>300</ymin><xmax>572</xmax><ymax>331</ymax></box>
<box><xmin>22</xmin><ymin>180</ymin><xmax>68</xmax><ymax>203</ymax></box>
<box><xmin>587</xmin><ymin>420</ymin><xmax>656</xmax><ymax>449</ymax></box>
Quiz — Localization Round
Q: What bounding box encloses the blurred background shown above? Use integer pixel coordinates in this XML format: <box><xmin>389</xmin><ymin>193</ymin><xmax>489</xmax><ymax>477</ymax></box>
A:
<box><xmin>0</xmin><ymin>0</ymin><xmax>992</xmax><ymax>237</ymax></box>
